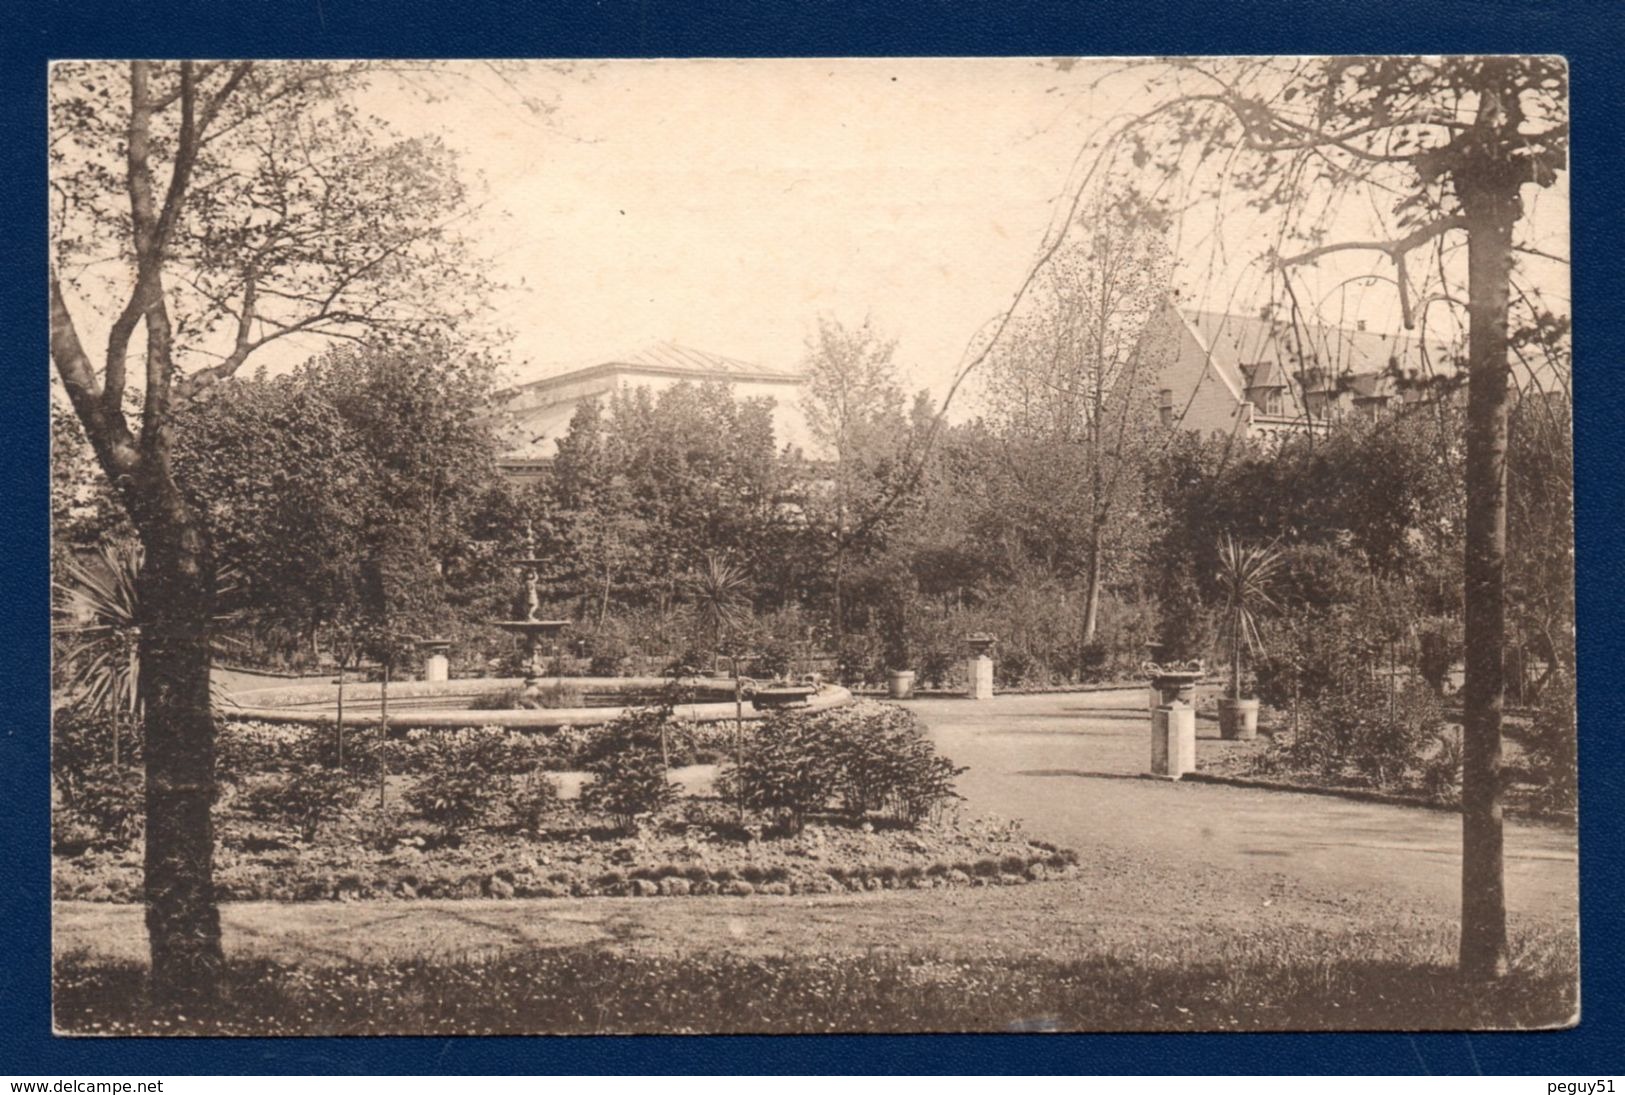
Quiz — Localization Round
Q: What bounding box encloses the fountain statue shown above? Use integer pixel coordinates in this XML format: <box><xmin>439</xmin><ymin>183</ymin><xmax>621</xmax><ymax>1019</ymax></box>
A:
<box><xmin>494</xmin><ymin>521</ymin><xmax>570</xmax><ymax>698</ymax></box>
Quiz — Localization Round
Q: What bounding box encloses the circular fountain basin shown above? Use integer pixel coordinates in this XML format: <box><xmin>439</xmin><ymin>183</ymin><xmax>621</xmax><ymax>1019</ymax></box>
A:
<box><xmin>222</xmin><ymin>675</ymin><xmax>854</xmax><ymax>731</ymax></box>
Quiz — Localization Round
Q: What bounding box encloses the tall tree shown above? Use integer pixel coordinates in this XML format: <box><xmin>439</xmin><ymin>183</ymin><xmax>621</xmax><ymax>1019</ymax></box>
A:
<box><xmin>1093</xmin><ymin>56</ymin><xmax>1567</xmax><ymax>978</ymax></box>
<box><xmin>983</xmin><ymin>193</ymin><xmax>1170</xmax><ymax>647</ymax></box>
<box><xmin>799</xmin><ymin>316</ymin><xmax>910</xmax><ymax>639</ymax></box>
<box><xmin>49</xmin><ymin>61</ymin><xmax>487</xmax><ymax>1002</ymax></box>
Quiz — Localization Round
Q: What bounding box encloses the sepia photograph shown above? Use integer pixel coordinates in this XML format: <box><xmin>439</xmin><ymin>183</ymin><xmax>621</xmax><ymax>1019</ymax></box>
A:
<box><xmin>48</xmin><ymin>56</ymin><xmax>1575</xmax><ymax>1035</ymax></box>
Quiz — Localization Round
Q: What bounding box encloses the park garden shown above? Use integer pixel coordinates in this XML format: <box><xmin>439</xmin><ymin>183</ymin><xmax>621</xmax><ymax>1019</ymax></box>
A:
<box><xmin>47</xmin><ymin>58</ymin><xmax>1574</xmax><ymax>1031</ymax></box>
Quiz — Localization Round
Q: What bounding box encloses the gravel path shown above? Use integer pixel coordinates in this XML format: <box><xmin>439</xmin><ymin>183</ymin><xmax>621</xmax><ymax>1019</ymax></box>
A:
<box><xmin>907</xmin><ymin>689</ymin><xmax>1577</xmax><ymax>918</ymax></box>
<box><xmin>56</xmin><ymin>688</ymin><xmax>1577</xmax><ymax>967</ymax></box>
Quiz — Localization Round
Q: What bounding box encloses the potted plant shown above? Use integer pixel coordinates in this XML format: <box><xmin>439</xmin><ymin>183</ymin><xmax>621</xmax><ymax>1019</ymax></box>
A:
<box><xmin>878</xmin><ymin>570</ymin><xmax>917</xmax><ymax>700</ymax></box>
<box><xmin>882</xmin><ymin>612</ymin><xmax>915</xmax><ymax>698</ymax></box>
<box><xmin>1214</xmin><ymin>533</ymin><xmax>1282</xmax><ymax>741</ymax></box>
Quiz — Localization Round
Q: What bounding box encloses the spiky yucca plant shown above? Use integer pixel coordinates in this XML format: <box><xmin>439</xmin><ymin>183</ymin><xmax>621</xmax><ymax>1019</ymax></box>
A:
<box><xmin>685</xmin><ymin>552</ymin><xmax>753</xmax><ymax>661</ymax></box>
<box><xmin>53</xmin><ymin>539</ymin><xmax>142</xmax><ymax>763</ymax></box>
<box><xmin>54</xmin><ymin>537</ymin><xmax>241</xmax><ymax>766</ymax></box>
<box><xmin>1215</xmin><ymin>533</ymin><xmax>1283</xmax><ymax>701</ymax></box>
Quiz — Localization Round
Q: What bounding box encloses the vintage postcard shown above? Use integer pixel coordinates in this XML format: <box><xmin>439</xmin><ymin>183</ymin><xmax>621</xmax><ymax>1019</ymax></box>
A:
<box><xmin>49</xmin><ymin>57</ymin><xmax>1574</xmax><ymax>1034</ymax></box>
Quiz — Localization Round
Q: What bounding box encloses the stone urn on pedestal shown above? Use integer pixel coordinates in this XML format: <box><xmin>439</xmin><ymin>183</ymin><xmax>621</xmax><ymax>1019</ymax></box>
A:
<box><xmin>415</xmin><ymin>637</ymin><xmax>452</xmax><ymax>683</ymax></box>
<box><xmin>1145</xmin><ymin>660</ymin><xmax>1204</xmax><ymax>779</ymax></box>
<box><xmin>964</xmin><ymin>633</ymin><xmax>997</xmax><ymax>700</ymax></box>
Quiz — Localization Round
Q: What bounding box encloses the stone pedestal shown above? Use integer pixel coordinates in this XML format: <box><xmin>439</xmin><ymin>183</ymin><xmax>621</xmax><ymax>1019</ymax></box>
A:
<box><xmin>1150</xmin><ymin>700</ymin><xmax>1197</xmax><ymax>779</ymax></box>
<box><xmin>416</xmin><ymin>638</ymin><xmax>452</xmax><ymax>683</ymax></box>
<box><xmin>966</xmin><ymin>655</ymin><xmax>994</xmax><ymax>700</ymax></box>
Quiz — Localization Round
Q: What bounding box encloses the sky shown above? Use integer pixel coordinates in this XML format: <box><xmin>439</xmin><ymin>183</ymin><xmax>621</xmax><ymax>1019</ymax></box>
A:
<box><xmin>54</xmin><ymin>58</ymin><xmax>1571</xmax><ymax>412</ymax></box>
<box><xmin>360</xmin><ymin>58</ymin><xmax>1568</xmax><ymax>407</ymax></box>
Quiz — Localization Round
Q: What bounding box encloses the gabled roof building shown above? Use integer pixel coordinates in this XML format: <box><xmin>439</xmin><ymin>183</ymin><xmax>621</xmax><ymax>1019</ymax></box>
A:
<box><xmin>1139</xmin><ymin>301</ymin><xmax>1461</xmax><ymax>441</ymax></box>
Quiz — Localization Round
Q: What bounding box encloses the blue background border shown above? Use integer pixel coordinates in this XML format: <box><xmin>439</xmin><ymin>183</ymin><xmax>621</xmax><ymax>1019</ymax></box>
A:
<box><xmin>5</xmin><ymin>0</ymin><xmax>1622</xmax><ymax>1074</ymax></box>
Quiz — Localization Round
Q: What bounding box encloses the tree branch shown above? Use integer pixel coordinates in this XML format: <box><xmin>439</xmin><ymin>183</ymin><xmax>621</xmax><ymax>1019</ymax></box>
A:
<box><xmin>1274</xmin><ymin>215</ymin><xmax>1467</xmax><ymax>269</ymax></box>
<box><xmin>51</xmin><ymin>273</ymin><xmax>140</xmax><ymax>481</ymax></box>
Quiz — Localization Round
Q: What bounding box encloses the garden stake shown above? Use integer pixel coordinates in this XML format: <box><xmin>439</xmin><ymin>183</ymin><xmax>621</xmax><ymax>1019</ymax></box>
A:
<box><xmin>335</xmin><ymin>659</ymin><xmax>345</xmax><ymax>769</ymax></box>
<box><xmin>378</xmin><ymin>661</ymin><xmax>389</xmax><ymax>810</ymax></box>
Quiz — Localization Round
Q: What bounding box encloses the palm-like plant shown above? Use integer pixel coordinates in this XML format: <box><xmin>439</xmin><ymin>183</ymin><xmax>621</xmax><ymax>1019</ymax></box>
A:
<box><xmin>53</xmin><ymin>539</ymin><xmax>142</xmax><ymax>755</ymax></box>
<box><xmin>1215</xmin><ymin>533</ymin><xmax>1283</xmax><ymax>701</ymax></box>
<box><xmin>685</xmin><ymin>552</ymin><xmax>753</xmax><ymax>662</ymax></box>
<box><xmin>55</xmin><ymin>537</ymin><xmax>242</xmax><ymax>766</ymax></box>
<box><xmin>685</xmin><ymin>552</ymin><xmax>755</xmax><ymax>821</ymax></box>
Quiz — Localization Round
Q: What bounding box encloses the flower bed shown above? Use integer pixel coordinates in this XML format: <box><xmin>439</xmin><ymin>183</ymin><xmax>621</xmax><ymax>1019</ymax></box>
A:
<box><xmin>53</xmin><ymin>699</ymin><xmax>1081</xmax><ymax>903</ymax></box>
<box><xmin>53</xmin><ymin>810</ymin><xmax>1079</xmax><ymax>904</ymax></box>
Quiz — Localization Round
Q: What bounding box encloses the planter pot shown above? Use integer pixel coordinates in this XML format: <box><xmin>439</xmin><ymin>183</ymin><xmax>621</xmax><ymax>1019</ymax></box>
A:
<box><xmin>886</xmin><ymin>669</ymin><xmax>916</xmax><ymax>700</ymax></box>
<box><xmin>1218</xmin><ymin>697</ymin><xmax>1260</xmax><ymax>741</ymax></box>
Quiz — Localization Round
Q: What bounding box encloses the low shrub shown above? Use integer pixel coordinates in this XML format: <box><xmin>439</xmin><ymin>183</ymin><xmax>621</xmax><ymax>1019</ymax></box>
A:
<box><xmin>243</xmin><ymin>764</ymin><xmax>362</xmax><ymax>843</ymax></box>
<box><xmin>59</xmin><ymin>763</ymin><xmax>145</xmax><ymax>849</ymax></box>
<box><xmin>1418</xmin><ymin>727</ymin><xmax>1464</xmax><ymax>805</ymax></box>
<box><xmin>1285</xmin><ymin>679</ymin><xmax>1444</xmax><ymax>787</ymax></box>
<box><xmin>404</xmin><ymin>730</ymin><xmax>515</xmax><ymax>834</ymax></box>
<box><xmin>834</xmin><ymin>634</ymin><xmax>882</xmax><ymax>687</ymax></box>
<box><xmin>822</xmin><ymin>702</ymin><xmax>966</xmax><ymax>825</ymax></box>
<box><xmin>717</xmin><ymin>712</ymin><xmax>837</xmax><ymax>833</ymax></box>
<box><xmin>720</xmin><ymin>701</ymin><xmax>965</xmax><ymax>830</ymax></box>
<box><xmin>994</xmin><ymin>647</ymin><xmax>1039</xmax><ymax>689</ymax></box>
<box><xmin>508</xmin><ymin>772</ymin><xmax>562</xmax><ymax>832</ymax></box>
<box><xmin>52</xmin><ymin>705</ymin><xmax>143</xmax><ymax>790</ymax></box>
<box><xmin>1523</xmin><ymin>681</ymin><xmax>1577</xmax><ymax>811</ymax></box>
<box><xmin>578</xmin><ymin>706</ymin><xmax>680</xmax><ymax>832</ymax></box>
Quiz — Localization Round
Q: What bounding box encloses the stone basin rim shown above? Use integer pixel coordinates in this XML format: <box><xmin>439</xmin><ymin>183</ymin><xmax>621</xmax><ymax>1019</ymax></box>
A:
<box><xmin>222</xmin><ymin>675</ymin><xmax>854</xmax><ymax>730</ymax></box>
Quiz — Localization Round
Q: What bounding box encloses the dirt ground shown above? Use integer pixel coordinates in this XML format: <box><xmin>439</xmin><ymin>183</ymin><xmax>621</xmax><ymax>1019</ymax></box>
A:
<box><xmin>58</xmin><ymin>687</ymin><xmax>1577</xmax><ymax>968</ymax></box>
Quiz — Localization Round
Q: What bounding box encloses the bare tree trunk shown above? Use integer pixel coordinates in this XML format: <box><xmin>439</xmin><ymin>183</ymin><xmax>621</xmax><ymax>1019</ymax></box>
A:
<box><xmin>832</xmin><ymin>544</ymin><xmax>846</xmax><ymax>643</ymax></box>
<box><xmin>1080</xmin><ymin>527</ymin><xmax>1104</xmax><ymax>647</ymax></box>
<box><xmin>1458</xmin><ymin>168</ymin><xmax>1517</xmax><ymax>982</ymax></box>
<box><xmin>136</xmin><ymin>505</ymin><xmax>224</xmax><ymax>1006</ymax></box>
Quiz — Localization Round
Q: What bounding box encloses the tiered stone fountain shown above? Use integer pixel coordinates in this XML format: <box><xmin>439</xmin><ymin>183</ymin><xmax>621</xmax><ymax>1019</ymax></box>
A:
<box><xmin>494</xmin><ymin>523</ymin><xmax>570</xmax><ymax>705</ymax></box>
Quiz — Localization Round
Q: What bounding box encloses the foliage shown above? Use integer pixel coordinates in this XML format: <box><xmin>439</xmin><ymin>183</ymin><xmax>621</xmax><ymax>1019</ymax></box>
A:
<box><xmin>244</xmin><ymin>764</ymin><xmax>363</xmax><ymax>844</ymax></box>
<box><xmin>1506</xmin><ymin>399</ymin><xmax>1575</xmax><ymax>700</ymax></box>
<box><xmin>1214</xmin><ymin>534</ymin><xmax>1282</xmax><ymax>700</ymax></box>
<box><xmin>578</xmin><ymin>707</ymin><xmax>680</xmax><ymax>832</ymax></box>
<box><xmin>823</xmin><ymin>702</ymin><xmax>967</xmax><ymax>825</ymax></box>
<box><xmin>1419</xmin><ymin>727</ymin><xmax>1465</xmax><ymax>805</ymax></box>
<box><xmin>508</xmin><ymin>772</ymin><xmax>562</xmax><ymax>833</ymax></box>
<box><xmin>718</xmin><ymin>713</ymin><xmax>838</xmax><ymax>833</ymax></box>
<box><xmin>685</xmin><ymin>552</ymin><xmax>753</xmax><ymax>657</ymax></box>
<box><xmin>403</xmin><ymin>730</ymin><xmax>521</xmax><ymax>834</ymax></box>
<box><xmin>171</xmin><ymin>371</ymin><xmax>370</xmax><ymax>662</ymax></box>
<box><xmin>980</xmin><ymin>192</ymin><xmax>1170</xmax><ymax>647</ymax></box>
<box><xmin>1285</xmin><ymin>680</ymin><xmax>1445</xmax><ymax>788</ymax></box>
<box><xmin>798</xmin><ymin>316</ymin><xmax>915</xmax><ymax>637</ymax></box>
<box><xmin>58</xmin><ymin>764</ymin><xmax>146</xmax><ymax>849</ymax></box>
<box><xmin>52</xmin><ymin>539</ymin><xmax>143</xmax><ymax>719</ymax></box>
<box><xmin>545</xmin><ymin>383</ymin><xmax>790</xmax><ymax>615</ymax></box>
<box><xmin>723</xmin><ymin>701</ymin><xmax>964</xmax><ymax>829</ymax></box>
<box><xmin>53</xmin><ymin>704</ymin><xmax>143</xmax><ymax>794</ymax></box>
<box><xmin>1521</xmin><ymin>679</ymin><xmax>1576</xmax><ymax>812</ymax></box>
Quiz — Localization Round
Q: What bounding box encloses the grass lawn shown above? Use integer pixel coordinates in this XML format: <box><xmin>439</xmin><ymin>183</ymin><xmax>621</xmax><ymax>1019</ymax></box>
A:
<box><xmin>54</xmin><ymin>850</ymin><xmax>1579</xmax><ymax>1034</ymax></box>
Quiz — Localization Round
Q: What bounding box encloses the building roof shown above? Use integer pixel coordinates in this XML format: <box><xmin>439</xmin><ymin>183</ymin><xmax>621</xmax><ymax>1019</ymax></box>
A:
<box><xmin>1180</xmin><ymin>308</ymin><xmax>1459</xmax><ymax>395</ymax></box>
<box><xmin>492</xmin><ymin>341</ymin><xmax>815</xmax><ymax>467</ymax></box>
<box><xmin>503</xmin><ymin>341</ymin><xmax>804</xmax><ymax>396</ymax></box>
